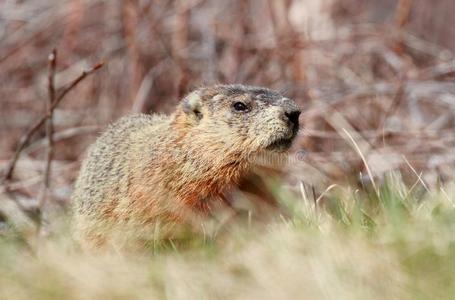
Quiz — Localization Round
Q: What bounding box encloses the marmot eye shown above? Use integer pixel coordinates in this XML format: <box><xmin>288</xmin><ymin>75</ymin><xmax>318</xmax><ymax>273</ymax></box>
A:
<box><xmin>233</xmin><ymin>102</ymin><xmax>248</xmax><ymax>112</ymax></box>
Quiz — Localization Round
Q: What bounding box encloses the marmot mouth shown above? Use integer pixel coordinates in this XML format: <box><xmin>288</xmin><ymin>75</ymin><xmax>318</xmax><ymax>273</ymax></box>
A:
<box><xmin>265</xmin><ymin>136</ymin><xmax>294</xmax><ymax>151</ymax></box>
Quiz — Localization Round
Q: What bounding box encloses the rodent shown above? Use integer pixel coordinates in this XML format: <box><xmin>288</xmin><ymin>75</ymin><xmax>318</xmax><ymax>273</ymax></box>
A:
<box><xmin>71</xmin><ymin>84</ymin><xmax>301</xmax><ymax>249</ymax></box>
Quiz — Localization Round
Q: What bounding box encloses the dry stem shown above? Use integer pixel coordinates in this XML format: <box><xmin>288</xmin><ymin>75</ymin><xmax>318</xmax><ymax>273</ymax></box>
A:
<box><xmin>36</xmin><ymin>49</ymin><xmax>57</xmax><ymax>228</ymax></box>
<box><xmin>2</xmin><ymin>61</ymin><xmax>104</xmax><ymax>182</ymax></box>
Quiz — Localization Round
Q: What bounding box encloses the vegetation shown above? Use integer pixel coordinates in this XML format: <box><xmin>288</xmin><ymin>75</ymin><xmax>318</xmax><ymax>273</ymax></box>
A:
<box><xmin>1</xmin><ymin>1</ymin><xmax>455</xmax><ymax>299</ymax></box>
<box><xmin>1</xmin><ymin>175</ymin><xmax>454</xmax><ymax>299</ymax></box>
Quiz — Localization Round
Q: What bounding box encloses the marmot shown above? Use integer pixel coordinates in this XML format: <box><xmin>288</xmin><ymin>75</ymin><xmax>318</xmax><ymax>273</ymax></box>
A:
<box><xmin>71</xmin><ymin>84</ymin><xmax>301</xmax><ymax>249</ymax></box>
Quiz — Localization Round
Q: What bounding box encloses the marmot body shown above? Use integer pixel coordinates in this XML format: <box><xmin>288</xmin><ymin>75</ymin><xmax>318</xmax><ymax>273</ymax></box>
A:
<box><xmin>72</xmin><ymin>84</ymin><xmax>300</xmax><ymax>248</ymax></box>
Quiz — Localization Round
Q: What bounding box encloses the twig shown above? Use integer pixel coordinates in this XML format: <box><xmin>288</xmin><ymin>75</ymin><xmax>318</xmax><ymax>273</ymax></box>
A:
<box><xmin>2</xmin><ymin>61</ymin><xmax>104</xmax><ymax>182</ymax></box>
<box><xmin>55</xmin><ymin>62</ymin><xmax>104</xmax><ymax>106</ymax></box>
<box><xmin>37</xmin><ymin>49</ymin><xmax>57</xmax><ymax>222</ymax></box>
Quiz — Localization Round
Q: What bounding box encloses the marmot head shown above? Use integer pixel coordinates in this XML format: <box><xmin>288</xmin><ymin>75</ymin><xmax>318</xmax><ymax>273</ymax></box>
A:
<box><xmin>177</xmin><ymin>84</ymin><xmax>301</xmax><ymax>153</ymax></box>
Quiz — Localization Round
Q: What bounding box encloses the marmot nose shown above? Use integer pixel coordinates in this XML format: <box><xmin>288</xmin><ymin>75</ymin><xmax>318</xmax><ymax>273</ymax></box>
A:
<box><xmin>284</xmin><ymin>110</ymin><xmax>301</xmax><ymax>128</ymax></box>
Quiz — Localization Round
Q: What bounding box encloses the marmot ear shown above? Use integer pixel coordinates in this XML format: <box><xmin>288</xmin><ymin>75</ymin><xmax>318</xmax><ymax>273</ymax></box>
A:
<box><xmin>182</xmin><ymin>92</ymin><xmax>203</xmax><ymax>120</ymax></box>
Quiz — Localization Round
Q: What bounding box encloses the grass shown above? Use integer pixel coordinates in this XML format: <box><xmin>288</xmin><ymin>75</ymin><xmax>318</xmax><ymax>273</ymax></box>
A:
<box><xmin>1</xmin><ymin>174</ymin><xmax>455</xmax><ymax>300</ymax></box>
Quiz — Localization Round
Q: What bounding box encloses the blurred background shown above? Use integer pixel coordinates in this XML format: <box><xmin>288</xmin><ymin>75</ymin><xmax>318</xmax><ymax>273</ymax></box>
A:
<box><xmin>1</xmin><ymin>0</ymin><xmax>454</xmax><ymax>212</ymax></box>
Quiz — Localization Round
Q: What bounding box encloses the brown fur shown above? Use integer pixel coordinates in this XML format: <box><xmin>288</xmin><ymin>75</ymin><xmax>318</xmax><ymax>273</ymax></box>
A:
<box><xmin>71</xmin><ymin>84</ymin><xmax>300</xmax><ymax>249</ymax></box>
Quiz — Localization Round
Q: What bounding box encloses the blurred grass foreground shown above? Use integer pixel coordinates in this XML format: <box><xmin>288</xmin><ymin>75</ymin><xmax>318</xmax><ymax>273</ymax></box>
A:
<box><xmin>1</xmin><ymin>0</ymin><xmax>455</xmax><ymax>299</ymax></box>
<box><xmin>1</xmin><ymin>177</ymin><xmax>455</xmax><ymax>299</ymax></box>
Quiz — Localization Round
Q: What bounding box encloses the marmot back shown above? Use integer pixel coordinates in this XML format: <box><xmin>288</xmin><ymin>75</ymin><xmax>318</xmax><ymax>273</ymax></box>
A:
<box><xmin>71</xmin><ymin>84</ymin><xmax>301</xmax><ymax>249</ymax></box>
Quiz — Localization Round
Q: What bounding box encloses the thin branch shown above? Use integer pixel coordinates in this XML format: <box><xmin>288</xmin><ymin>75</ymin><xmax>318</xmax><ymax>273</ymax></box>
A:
<box><xmin>2</xmin><ymin>61</ymin><xmax>104</xmax><ymax>182</ymax></box>
<box><xmin>55</xmin><ymin>61</ymin><xmax>104</xmax><ymax>106</ymax></box>
<box><xmin>37</xmin><ymin>49</ymin><xmax>57</xmax><ymax>218</ymax></box>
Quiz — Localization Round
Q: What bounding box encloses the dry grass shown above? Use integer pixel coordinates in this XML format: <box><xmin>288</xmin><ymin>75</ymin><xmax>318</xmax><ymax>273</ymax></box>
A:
<box><xmin>1</xmin><ymin>176</ymin><xmax>455</xmax><ymax>299</ymax></box>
